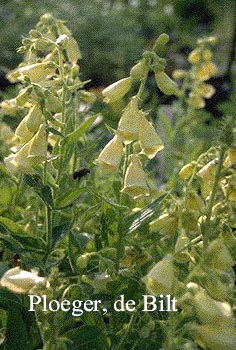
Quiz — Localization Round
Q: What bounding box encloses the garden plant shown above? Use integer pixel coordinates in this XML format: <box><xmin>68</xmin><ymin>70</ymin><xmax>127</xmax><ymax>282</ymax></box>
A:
<box><xmin>0</xmin><ymin>13</ymin><xmax>235</xmax><ymax>350</ymax></box>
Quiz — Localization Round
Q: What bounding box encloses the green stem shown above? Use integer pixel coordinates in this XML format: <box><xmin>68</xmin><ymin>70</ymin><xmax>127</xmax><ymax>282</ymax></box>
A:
<box><xmin>114</xmin><ymin>311</ymin><xmax>138</xmax><ymax>350</ymax></box>
<box><xmin>202</xmin><ymin>147</ymin><xmax>225</xmax><ymax>248</ymax></box>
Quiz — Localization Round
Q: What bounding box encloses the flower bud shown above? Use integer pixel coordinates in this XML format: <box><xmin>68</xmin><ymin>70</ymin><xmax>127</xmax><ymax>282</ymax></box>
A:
<box><xmin>117</xmin><ymin>97</ymin><xmax>143</xmax><ymax>144</ymax></box>
<box><xmin>172</xmin><ymin>69</ymin><xmax>186</xmax><ymax>80</ymax></box>
<box><xmin>1</xmin><ymin>98</ymin><xmax>18</xmax><ymax>115</ymax></box>
<box><xmin>0</xmin><ymin>267</ymin><xmax>44</xmax><ymax>294</ymax></box>
<box><xmin>155</xmin><ymin>71</ymin><xmax>181</xmax><ymax>97</ymax></box>
<box><xmin>143</xmin><ymin>255</ymin><xmax>174</xmax><ymax>294</ymax></box>
<box><xmin>195</xmin><ymin>83</ymin><xmax>215</xmax><ymax>99</ymax></box>
<box><xmin>179</xmin><ymin>163</ymin><xmax>194</xmax><ymax>180</ymax></box>
<box><xmin>188</xmin><ymin>49</ymin><xmax>201</xmax><ymax>64</ymax></box>
<box><xmin>130</xmin><ymin>59</ymin><xmax>148</xmax><ymax>80</ymax></box>
<box><xmin>191</xmin><ymin>323</ymin><xmax>236</xmax><ymax>350</ymax></box>
<box><xmin>202</xmin><ymin>49</ymin><xmax>213</xmax><ymax>61</ymax></box>
<box><xmin>204</xmin><ymin>239</ymin><xmax>233</xmax><ymax>271</ymax></box>
<box><xmin>96</xmin><ymin>134</ymin><xmax>123</xmax><ymax>171</ymax></box>
<box><xmin>139</xmin><ymin>115</ymin><xmax>164</xmax><ymax>159</ymax></box>
<box><xmin>193</xmin><ymin>289</ymin><xmax>233</xmax><ymax>324</ymax></box>
<box><xmin>188</xmin><ymin>94</ymin><xmax>205</xmax><ymax>109</ymax></box>
<box><xmin>102</xmin><ymin>77</ymin><xmax>132</xmax><ymax>103</ymax></box>
<box><xmin>196</xmin><ymin>62</ymin><xmax>217</xmax><ymax>81</ymax></box>
<box><xmin>121</xmin><ymin>154</ymin><xmax>149</xmax><ymax>199</ymax></box>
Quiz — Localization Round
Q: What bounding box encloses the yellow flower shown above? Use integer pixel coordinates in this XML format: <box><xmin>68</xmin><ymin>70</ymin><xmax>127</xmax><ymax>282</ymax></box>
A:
<box><xmin>0</xmin><ymin>267</ymin><xmax>44</xmax><ymax>294</ymax></box>
<box><xmin>204</xmin><ymin>239</ymin><xmax>233</xmax><ymax>271</ymax></box>
<box><xmin>191</xmin><ymin>323</ymin><xmax>236</xmax><ymax>350</ymax></box>
<box><xmin>139</xmin><ymin>115</ymin><xmax>164</xmax><ymax>159</ymax></box>
<box><xmin>117</xmin><ymin>97</ymin><xmax>143</xmax><ymax>144</ymax></box>
<box><xmin>18</xmin><ymin>62</ymin><xmax>55</xmax><ymax>83</ymax></box>
<box><xmin>96</xmin><ymin>134</ymin><xmax>123</xmax><ymax>171</ymax></box>
<box><xmin>5</xmin><ymin>124</ymin><xmax>47</xmax><ymax>173</ymax></box>
<box><xmin>102</xmin><ymin>77</ymin><xmax>132</xmax><ymax>103</ymax></box>
<box><xmin>188</xmin><ymin>94</ymin><xmax>205</xmax><ymax>109</ymax></box>
<box><xmin>202</xmin><ymin>49</ymin><xmax>213</xmax><ymax>61</ymax></box>
<box><xmin>1</xmin><ymin>98</ymin><xmax>18</xmax><ymax>115</ymax></box>
<box><xmin>143</xmin><ymin>255</ymin><xmax>174</xmax><ymax>295</ymax></box>
<box><xmin>15</xmin><ymin>115</ymin><xmax>35</xmax><ymax>144</ymax></box>
<box><xmin>193</xmin><ymin>289</ymin><xmax>233</xmax><ymax>324</ymax></box>
<box><xmin>197</xmin><ymin>160</ymin><xmax>216</xmax><ymax>198</ymax></box>
<box><xmin>26</xmin><ymin>104</ymin><xmax>43</xmax><ymax>132</ymax></box>
<box><xmin>121</xmin><ymin>154</ymin><xmax>149</xmax><ymax>199</ymax></box>
<box><xmin>195</xmin><ymin>83</ymin><xmax>215</xmax><ymax>99</ymax></box>
<box><xmin>155</xmin><ymin>71</ymin><xmax>181</xmax><ymax>97</ymax></box>
<box><xmin>179</xmin><ymin>162</ymin><xmax>194</xmax><ymax>180</ymax></box>
<box><xmin>172</xmin><ymin>69</ymin><xmax>186</xmax><ymax>80</ymax></box>
<box><xmin>196</xmin><ymin>62</ymin><xmax>217</xmax><ymax>81</ymax></box>
<box><xmin>188</xmin><ymin>48</ymin><xmax>201</xmax><ymax>64</ymax></box>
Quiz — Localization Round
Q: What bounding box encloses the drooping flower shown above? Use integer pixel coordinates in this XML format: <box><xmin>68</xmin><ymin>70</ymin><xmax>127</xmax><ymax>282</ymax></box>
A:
<box><xmin>121</xmin><ymin>154</ymin><xmax>149</xmax><ymax>198</ymax></box>
<box><xmin>117</xmin><ymin>97</ymin><xmax>144</xmax><ymax>144</ymax></box>
<box><xmin>139</xmin><ymin>115</ymin><xmax>164</xmax><ymax>159</ymax></box>
<box><xmin>102</xmin><ymin>77</ymin><xmax>132</xmax><ymax>104</ymax></box>
<box><xmin>0</xmin><ymin>267</ymin><xmax>44</xmax><ymax>294</ymax></box>
<box><xmin>17</xmin><ymin>62</ymin><xmax>55</xmax><ymax>83</ymax></box>
<box><xmin>96</xmin><ymin>134</ymin><xmax>123</xmax><ymax>171</ymax></box>
<box><xmin>143</xmin><ymin>255</ymin><xmax>174</xmax><ymax>294</ymax></box>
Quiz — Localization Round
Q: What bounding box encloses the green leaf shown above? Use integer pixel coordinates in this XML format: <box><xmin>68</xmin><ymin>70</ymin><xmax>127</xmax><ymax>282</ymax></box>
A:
<box><xmin>23</xmin><ymin>175</ymin><xmax>54</xmax><ymax>208</ymax></box>
<box><xmin>55</xmin><ymin>188</ymin><xmax>85</xmax><ymax>209</ymax></box>
<box><xmin>121</xmin><ymin>193</ymin><xmax>167</xmax><ymax>234</ymax></box>
<box><xmin>5</xmin><ymin>307</ymin><xmax>29</xmax><ymax>350</ymax></box>
<box><xmin>65</xmin><ymin>325</ymin><xmax>109</xmax><ymax>350</ymax></box>
<box><xmin>0</xmin><ymin>217</ymin><xmax>45</xmax><ymax>252</ymax></box>
<box><xmin>65</xmin><ymin>115</ymin><xmax>98</xmax><ymax>145</ymax></box>
<box><xmin>47</xmin><ymin>126</ymin><xmax>65</xmax><ymax>138</ymax></box>
<box><xmin>40</xmin><ymin>185</ymin><xmax>54</xmax><ymax>208</ymax></box>
<box><xmin>158</xmin><ymin>110</ymin><xmax>173</xmax><ymax>142</ymax></box>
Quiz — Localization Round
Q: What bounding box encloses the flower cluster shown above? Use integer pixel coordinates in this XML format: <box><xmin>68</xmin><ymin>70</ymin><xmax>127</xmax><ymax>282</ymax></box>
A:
<box><xmin>95</xmin><ymin>35</ymin><xmax>185</xmax><ymax>199</ymax></box>
<box><xmin>1</xmin><ymin>13</ymin><xmax>95</xmax><ymax>175</ymax></box>
<box><xmin>96</xmin><ymin>95</ymin><xmax>164</xmax><ymax>199</ymax></box>
<box><xmin>173</xmin><ymin>37</ymin><xmax>218</xmax><ymax>109</ymax></box>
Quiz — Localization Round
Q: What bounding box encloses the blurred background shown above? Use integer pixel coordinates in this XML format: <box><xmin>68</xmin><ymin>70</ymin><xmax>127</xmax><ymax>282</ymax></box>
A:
<box><xmin>0</xmin><ymin>0</ymin><xmax>235</xmax><ymax>88</ymax></box>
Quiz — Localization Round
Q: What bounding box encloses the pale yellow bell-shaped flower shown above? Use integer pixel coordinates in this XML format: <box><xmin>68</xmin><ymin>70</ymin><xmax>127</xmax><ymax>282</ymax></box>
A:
<box><xmin>5</xmin><ymin>124</ymin><xmax>47</xmax><ymax>173</ymax></box>
<box><xmin>117</xmin><ymin>97</ymin><xmax>144</xmax><ymax>144</ymax></box>
<box><xmin>196</xmin><ymin>62</ymin><xmax>217</xmax><ymax>81</ymax></box>
<box><xmin>15</xmin><ymin>115</ymin><xmax>35</xmax><ymax>144</ymax></box>
<box><xmin>143</xmin><ymin>255</ymin><xmax>174</xmax><ymax>294</ymax></box>
<box><xmin>26</xmin><ymin>104</ymin><xmax>43</xmax><ymax>132</ymax></box>
<box><xmin>0</xmin><ymin>267</ymin><xmax>44</xmax><ymax>294</ymax></box>
<box><xmin>102</xmin><ymin>77</ymin><xmax>132</xmax><ymax>104</ymax></box>
<box><xmin>6</xmin><ymin>142</ymin><xmax>33</xmax><ymax>173</ymax></box>
<box><xmin>121</xmin><ymin>154</ymin><xmax>149</xmax><ymax>199</ymax></box>
<box><xmin>96</xmin><ymin>134</ymin><xmax>123</xmax><ymax>171</ymax></box>
<box><xmin>193</xmin><ymin>289</ymin><xmax>233</xmax><ymax>325</ymax></box>
<box><xmin>18</xmin><ymin>62</ymin><xmax>55</xmax><ymax>83</ymax></box>
<box><xmin>139</xmin><ymin>115</ymin><xmax>164</xmax><ymax>159</ymax></box>
<box><xmin>191</xmin><ymin>323</ymin><xmax>236</xmax><ymax>350</ymax></box>
<box><xmin>27</xmin><ymin>124</ymin><xmax>47</xmax><ymax>161</ymax></box>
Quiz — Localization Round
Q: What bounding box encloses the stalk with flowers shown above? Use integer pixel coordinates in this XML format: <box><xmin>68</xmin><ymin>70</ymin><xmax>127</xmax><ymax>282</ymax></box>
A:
<box><xmin>0</xmin><ymin>13</ymin><xmax>235</xmax><ymax>350</ymax></box>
